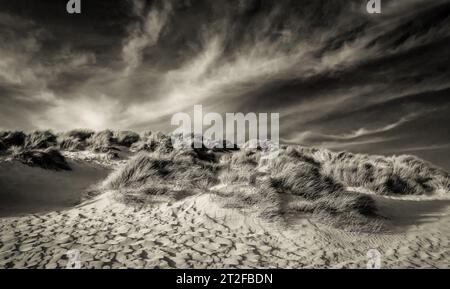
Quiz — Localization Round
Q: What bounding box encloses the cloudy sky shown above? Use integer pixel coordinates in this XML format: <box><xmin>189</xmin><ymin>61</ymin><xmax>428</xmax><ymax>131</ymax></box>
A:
<box><xmin>0</xmin><ymin>0</ymin><xmax>449</xmax><ymax>168</ymax></box>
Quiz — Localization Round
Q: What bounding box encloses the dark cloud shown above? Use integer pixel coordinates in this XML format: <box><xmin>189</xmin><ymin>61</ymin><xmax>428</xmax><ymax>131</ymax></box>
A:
<box><xmin>0</xmin><ymin>0</ymin><xmax>449</xmax><ymax>168</ymax></box>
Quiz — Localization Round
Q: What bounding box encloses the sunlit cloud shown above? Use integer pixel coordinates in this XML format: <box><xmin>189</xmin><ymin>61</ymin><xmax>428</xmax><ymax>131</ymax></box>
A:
<box><xmin>29</xmin><ymin>93</ymin><xmax>124</xmax><ymax>131</ymax></box>
<box><xmin>285</xmin><ymin>112</ymin><xmax>422</xmax><ymax>144</ymax></box>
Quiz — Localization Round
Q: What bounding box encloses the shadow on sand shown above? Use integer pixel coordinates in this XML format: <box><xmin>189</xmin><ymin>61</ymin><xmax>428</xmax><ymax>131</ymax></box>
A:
<box><xmin>374</xmin><ymin>196</ymin><xmax>450</xmax><ymax>232</ymax></box>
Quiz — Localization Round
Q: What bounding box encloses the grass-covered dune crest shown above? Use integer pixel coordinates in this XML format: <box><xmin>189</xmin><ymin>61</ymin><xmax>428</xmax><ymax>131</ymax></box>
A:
<box><xmin>1</xmin><ymin>129</ymin><xmax>449</xmax><ymax>231</ymax></box>
<box><xmin>1</xmin><ymin>129</ymin><xmax>448</xmax><ymax>197</ymax></box>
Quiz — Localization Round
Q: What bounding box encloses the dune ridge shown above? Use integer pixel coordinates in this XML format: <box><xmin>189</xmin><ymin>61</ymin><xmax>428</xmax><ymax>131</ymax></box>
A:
<box><xmin>0</xmin><ymin>130</ymin><xmax>449</xmax><ymax>268</ymax></box>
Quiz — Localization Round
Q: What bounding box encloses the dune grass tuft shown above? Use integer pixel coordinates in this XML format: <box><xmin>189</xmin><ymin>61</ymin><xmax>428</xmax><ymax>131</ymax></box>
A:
<box><xmin>130</xmin><ymin>132</ymin><xmax>173</xmax><ymax>153</ymax></box>
<box><xmin>24</xmin><ymin>130</ymin><xmax>57</xmax><ymax>150</ymax></box>
<box><xmin>13</xmin><ymin>148</ymin><xmax>71</xmax><ymax>171</ymax></box>
<box><xmin>102</xmin><ymin>150</ymin><xmax>220</xmax><ymax>205</ymax></box>
<box><xmin>279</xmin><ymin>146</ymin><xmax>449</xmax><ymax>196</ymax></box>
<box><xmin>114</xmin><ymin>131</ymin><xmax>140</xmax><ymax>147</ymax></box>
<box><xmin>264</xmin><ymin>149</ymin><xmax>380</xmax><ymax>231</ymax></box>
<box><xmin>58</xmin><ymin>129</ymin><xmax>94</xmax><ymax>151</ymax></box>
<box><xmin>0</xmin><ymin>131</ymin><xmax>26</xmax><ymax>149</ymax></box>
<box><xmin>87</xmin><ymin>130</ymin><xmax>115</xmax><ymax>152</ymax></box>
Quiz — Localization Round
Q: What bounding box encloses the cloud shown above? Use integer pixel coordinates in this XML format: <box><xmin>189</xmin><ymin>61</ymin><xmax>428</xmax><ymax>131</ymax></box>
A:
<box><xmin>29</xmin><ymin>93</ymin><xmax>124</xmax><ymax>131</ymax></box>
<box><xmin>0</xmin><ymin>0</ymin><xmax>449</xmax><ymax>170</ymax></box>
<box><xmin>398</xmin><ymin>144</ymin><xmax>450</xmax><ymax>153</ymax></box>
<box><xmin>285</xmin><ymin>113</ymin><xmax>422</xmax><ymax>147</ymax></box>
<box><xmin>122</xmin><ymin>0</ymin><xmax>172</xmax><ymax>74</ymax></box>
<box><xmin>0</xmin><ymin>12</ymin><xmax>96</xmax><ymax>94</ymax></box>
<box><xmin>118</xmin><ymin>0</ymin><xmax>383</xmax><ymax>128</ymax></box>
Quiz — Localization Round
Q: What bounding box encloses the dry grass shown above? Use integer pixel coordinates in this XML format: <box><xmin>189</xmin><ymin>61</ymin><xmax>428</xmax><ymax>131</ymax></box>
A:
<box><xmin>0</xmin><ymin>131</ymin><xmax>26</xmax><ymax>149</ymax></box>
<box><xmin>102</xmin><ymin>150</ymin><xmax>220</xmax><ymax>205</ymax></box>
<box><xmin>65</xmin><ymin>129</ymin><xmax>95</xmax><ymax>141</ymax></box>
<box><xmin>56</xmin><ymin>129</ymin><xmax>140</xmax><ymax>152</ymax></box>
<box><xmin>87</xmin><ymin>130</ymin><xmax>115</xmax><ymax>152</ymax></box>
<box><xmin>130</xmin><ymin>132</ymin><xmax>173</xmax><ymax>153</ymax></box>
<box><xmin>114</xmin><ymin>131</ymin><xmax>140</xmax><ymax>147</ymax></box>
<box><xmin>213</xmin><ymin>151</ymin><xmax>282</xmax><ymax>221</ymax></box>
<box><xmin>24</xmin><ymin>130</ymin><xmax>57</xmax><ymax>150</ymax></box>
<box><xmin>59</xmin><ymin>137</ymin><xmax>87</xmax><ymax>151</ymax></box>
<box><xmin>58</xmin><ymin>129</ymin><xmax>94</xmax><ymax>151</ymax></box>
<box><xmin>114</xmin><ymin>183</ymin><xmax>195</xmax><ymax>207</ymax></box>
<box><xmin>294</xmin><ymin>147</ymin><xmax>450</xmax><ymax>195</ymax></box>
<box><xmin>12</xmin><ymin>148</ymin><xmax>71</xmax><ymax>171</ymax></box>
<box><xmin>269</xmin><ymin>157</ymin><xmax>341</xmax><ymax>200</ymax></box>
<box><xmin>264</xmin><ymin>149</ymin><xmax>381</xmax><ymax>231</ymax></box>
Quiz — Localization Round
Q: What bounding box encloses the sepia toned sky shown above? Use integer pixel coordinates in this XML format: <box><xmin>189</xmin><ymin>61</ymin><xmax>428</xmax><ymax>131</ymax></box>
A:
<box><xmin>0</xmin><ymin>0</ymin><xmax>449</xmax><ymax>168</ymax></box>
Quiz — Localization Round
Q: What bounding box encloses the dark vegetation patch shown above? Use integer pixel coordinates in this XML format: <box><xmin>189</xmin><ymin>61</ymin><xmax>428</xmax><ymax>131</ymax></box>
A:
<box><xmin>13</xmin><ymin>148</ymin><xmax>71</xmax><ymax>171</ymax></box>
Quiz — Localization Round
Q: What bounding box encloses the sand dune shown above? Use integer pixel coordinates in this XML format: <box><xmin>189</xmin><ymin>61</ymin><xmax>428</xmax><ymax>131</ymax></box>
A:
<box><xmin>0</xmin><ymin>189</ymin><xmax>449</xmax><ymax>269</ymax></box>
<box><xmin>0</xmin><ymin>133</ymin><xmax>449</xmax><ymax>269</ymax></box>
<box><xmin>0</xmin><ymin>160</ymin><xmax>109</xmax><ymax>217</ymax></box>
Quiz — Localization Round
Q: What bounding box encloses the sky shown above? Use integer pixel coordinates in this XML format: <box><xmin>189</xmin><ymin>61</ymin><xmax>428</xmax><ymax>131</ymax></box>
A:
<box><xmin>0</xmin><ymin>0</ymin><xmax>449</xmax><ymax>169</ymax></box>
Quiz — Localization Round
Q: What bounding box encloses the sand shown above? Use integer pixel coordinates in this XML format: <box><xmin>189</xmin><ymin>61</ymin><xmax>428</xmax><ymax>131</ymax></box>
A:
<box><xmin>0</xmin><ymin>160</ymin><xmax>109</xmax><ymax>217</ymax></box>
<box><xmin>0</xmin><ymin>187</ymin><xmax>449</xmax><ymax>269</ymax></box>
